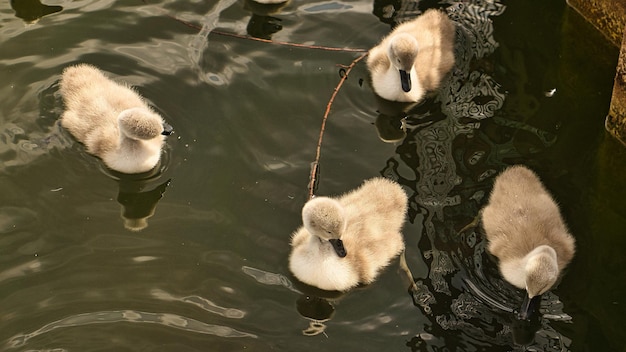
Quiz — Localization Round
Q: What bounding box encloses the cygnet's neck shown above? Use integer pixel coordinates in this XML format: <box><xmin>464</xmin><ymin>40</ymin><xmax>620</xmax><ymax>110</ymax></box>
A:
<box><xmin>110</xmin><ymin>128</ymin><xmax>162</xmax><ymax>174</ymax></box>
<box><xmin>307</xmin><ymin>233</ymin><xmax>335</xmax><ymax>256</ymax></box>
<box><xmin>119</xmin><ymin>134</ymin><xmax>142</xmax><ymax>149</ymax></box>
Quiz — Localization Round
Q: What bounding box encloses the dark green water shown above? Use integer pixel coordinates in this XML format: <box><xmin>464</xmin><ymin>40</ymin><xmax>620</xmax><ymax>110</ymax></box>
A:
<box><xmin>0</xmin><ymin>0</ymin><xmax>624</xmax><ymax>351</ymax></box>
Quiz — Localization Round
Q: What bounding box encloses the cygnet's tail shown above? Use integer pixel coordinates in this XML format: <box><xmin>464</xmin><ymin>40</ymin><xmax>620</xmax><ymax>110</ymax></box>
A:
<box><xmin>59</xmin><ymin>64</ymin><xmax>106</xmax><ymax>96</ymax></box>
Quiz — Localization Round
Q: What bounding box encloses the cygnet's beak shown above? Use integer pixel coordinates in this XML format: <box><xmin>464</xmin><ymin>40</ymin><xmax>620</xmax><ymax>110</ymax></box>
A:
<box><xmin>161</xmin><ymin>122</ymin><xmax>174</xmax><ymax>136</ymax></box>
<box><xmin>399</xmin><ymin>69</ymin><xmax>411</xmax><ymax>92</ymax></box>
<box><xmin>518</xmin><ymin>293</ymin><xmax>542</xmax><ymax>321</ymax></box>
<box><xmin>328</xmin><ymin>239</ymin><xmax>347</xmax><ymax>258</ymax></box>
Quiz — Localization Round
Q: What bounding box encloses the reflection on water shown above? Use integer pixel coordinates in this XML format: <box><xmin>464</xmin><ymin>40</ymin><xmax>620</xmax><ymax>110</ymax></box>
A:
<box><xmin>244</xmin><ymin>0</ymin><xmax>290</xmax><ymax>40</ymax></box>
<box><xmin>117</xmin><ymin>177</ymin><xmax>171</xmax><ymax>232</ymax></box>
<box><xmin>0</xmin><ymin>81</ymin><xmax>70</xmax><ymax>173</ymax></box>
<box><xmin>242</xmin><ymin>265</ymin><xmax>343</xmax><ymax>337</ymax></box>
<box><xmin>10</xmin><ymin>0</ymin><xmax>62</xmax><ymax>23</ymax></box>
<box><xmin>0</xmin><ymin>258</ymin><xmax>42</xmax><ymax>283</ymax></box>
<box><xmin>151</xmin><ymin>288</ymin><xmax>246</xmax><ymax>319</ymax></box>
<box><xmin>296</xmin><ymin>295</ymin><xmax>335</xmax><ymax>337</ymax></box>
<box><xmin>7</xmin><ymin>309</ymin><xmax>257</xmax><ymax>348</ymax></box>
<box><xmin>0</xmin><ymin>122</ymin><xmax>68</xmax><ymax>171</ymax></box>
<box><xmin>188</xmin><ymin>0</ymin><xmax>239</xmax><ymax>83</ymax></box>
<box><xmin>242</xmin><ymin>265</ymin><xmax>297</xmax><ymax>292</ymax></box>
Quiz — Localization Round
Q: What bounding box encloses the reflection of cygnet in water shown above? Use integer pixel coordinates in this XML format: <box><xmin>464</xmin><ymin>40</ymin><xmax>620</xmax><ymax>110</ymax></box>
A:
<box><xmin>59</xmin><ymin>64</ymin><xmax>173</xmax><ymax>174</ymax></box>
<box><xmin>375</xmin><ymin>114</ymin><xmax>406</xmax><ymax>143</ymax></box>
<box><xmin>510</xmin><ymin>309</ymin><xmax>542</xmax><ymax>346</ymax></box>
<box><xmin>243</xmin><ymin>0</ymin><xmax>290</xmax><ymax>40</ymax></box>
<box><xmin>367</xmin><ymin>9</ymin><xmax>455</xmax><ymax>103</ymax></box>
<box><xmin>11</xmin><ymin>0</ymin><xmax>62</xmax><ymax>23</ymax></box>
<box><xmin>372</xmin><ymin>94</ymin><xmax>417</xmax><ymax>143</ymax></box>
<box><xmin>481</xmin><ymin>165</ymin><xmax>576</xmax><ymax>322</ymax></box>
<box><xmin>296</xmin><ymin>295</ymin><xmax>336</xmax><ymax>336</ymax></box>
<box><xmin>117</xmin><ymin>178</ymin><xmax>171</xmax><ymax>232</ymax></box>
<box><xmin>289</xmin><ymin>178</ymin><xmax>408</xmax><ymax>292</ymax></box>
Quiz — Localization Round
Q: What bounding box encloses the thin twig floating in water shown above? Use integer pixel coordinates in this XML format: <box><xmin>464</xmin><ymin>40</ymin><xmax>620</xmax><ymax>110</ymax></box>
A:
<box><xmin>213</xmin><ymin>30</ymin><xmax>368</xmax><ymax>52</ymax></box>
<box><xmin>308</xmin><ymin>52</ymin><xmax>369</xmax><ymax>200</ymax></box>
<box><xmin>163</xmin><ymin>12</ymin><xmax>367</xmax><ymax>53</ymax></box>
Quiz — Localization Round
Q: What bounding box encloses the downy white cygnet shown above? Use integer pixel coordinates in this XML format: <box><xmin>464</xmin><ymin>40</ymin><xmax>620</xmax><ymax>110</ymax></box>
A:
<box><xmin>367</xmin><ymin>9</ymin><xmax>455</xmax><ymax>102</ymax></box>
<box><xmin>59</xmin><ymin>64</ymin><xmax>172</xmax><ymax>174</ymax></box>
<box><xmin>289</xmin><ymin>177</ymin><xmax>408</xmax><ymax>291</ymax></box>
<box><xmin>482</xmin><ymin>165</ymin><xmax>576</xmax><ymax>319</ymax></box>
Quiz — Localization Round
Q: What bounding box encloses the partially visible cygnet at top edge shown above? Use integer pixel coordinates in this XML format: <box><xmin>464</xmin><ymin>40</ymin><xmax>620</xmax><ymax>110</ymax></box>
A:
<box><xmin>481</xmin><ymin>165</ymin><xmax>576</xmax><ymax>319</ymax></box>
<box><xmin>249</xmin><ymin>0</ymin><xmax>288</xmax><ymax>4</ymax></box>
<box><xmin>59</xmin><ymin>63</ymin><xmax>172</xmax><ymax>174</ymax></box>
<box><xmin>289</xmin><ymin>177</ymin><xmax>408</xmax><ymax>292</ymax></box>
<box><xmin>366</xmin><ymin>9</ymin><xmax>455</xmax><ymax>103</ymax></box>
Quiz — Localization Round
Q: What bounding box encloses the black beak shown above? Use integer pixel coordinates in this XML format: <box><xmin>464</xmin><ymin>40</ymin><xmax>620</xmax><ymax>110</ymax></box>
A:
<box><xmin>328</xmin><ymin>239</ymin><xmax>347</xmax><ymax>258</ymax></box>
<box><xmin>399</xmin><ymin>69</ymin><xmax>411</xmax><ymax>92</ymax></box>
<box><xmin>161</xmin><ymin>122</ymin><xmax>174</xmax><ymax>136</ymax></box>
<box><xmin>518</xmin><ymin>294</ymin><xmax>542</xmax><ymax>321</ymax></box>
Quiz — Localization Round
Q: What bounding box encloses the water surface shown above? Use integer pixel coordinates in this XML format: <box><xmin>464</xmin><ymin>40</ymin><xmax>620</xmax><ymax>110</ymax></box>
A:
<box><xmin>0</xmin><ymin>0</ymin><xmax>624</xmax><ymax>351</ymax></box>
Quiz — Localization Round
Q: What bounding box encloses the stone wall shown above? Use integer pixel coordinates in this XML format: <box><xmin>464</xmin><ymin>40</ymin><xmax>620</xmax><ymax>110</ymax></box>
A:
<box><xmin>568</xmin><ymin>0</ymin><xmax>626</xmax><ymax>145</ymax></box>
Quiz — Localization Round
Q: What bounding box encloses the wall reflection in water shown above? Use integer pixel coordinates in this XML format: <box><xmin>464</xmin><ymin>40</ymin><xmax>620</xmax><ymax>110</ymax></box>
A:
<box><xmin>372</xmin><ymin>0</ymin><xmax>572</xmax><ymax>350</ymax></box>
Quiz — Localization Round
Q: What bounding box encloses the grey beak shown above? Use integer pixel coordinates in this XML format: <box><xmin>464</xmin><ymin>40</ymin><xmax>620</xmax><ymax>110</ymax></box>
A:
<box><xmin>399</xmin><ymin>69</ymin><xmax>411</xmax><ymax>92</ymax></box>
<box><xmin>328</xmin><ymin>239</ymin><xmax>347</xmax><ymax>258</ymax></box>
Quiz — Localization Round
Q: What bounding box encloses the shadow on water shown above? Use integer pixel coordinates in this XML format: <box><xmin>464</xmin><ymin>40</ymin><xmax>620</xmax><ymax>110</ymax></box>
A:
<box><xmin>372</xmin><ymin>0</ymin><xmax>621</xmax><ymax>351</ymax></box>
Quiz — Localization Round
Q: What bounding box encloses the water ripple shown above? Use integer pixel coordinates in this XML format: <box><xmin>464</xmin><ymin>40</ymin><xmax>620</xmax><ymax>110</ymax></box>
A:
<box><xmin>0</xmin><ymin>259</ymin><xmax>42</xmax><ymax>284</ymax></box>
<box><xmin>188</xmin><ymin>0</ymin><xmax>238</xmax><ymax>68</ymax></box>
<box><xmin>241</xmin><ymin>265</ymin><xmax>299</xmax><ymax>292</ymax></box>
<box><xmin>7</xmin><ymin>310</ymin><xmax>257</xmax><ymax>348</ymax></box>
<box><xmin>150</xmin><ymin>288</ymin><xmax>246</xmax><ymax>319</ymax></box>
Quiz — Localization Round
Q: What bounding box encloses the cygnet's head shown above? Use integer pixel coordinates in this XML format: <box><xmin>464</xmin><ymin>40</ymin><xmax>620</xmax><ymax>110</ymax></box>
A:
<box><xmin>302</xmin><ymin>197</ymin><xmax>348</xmax><ymax>257</ymax></box>
<box><xmin>388</xmin><ymin>33</ymin><xmax>419</xmax><ymax>92</ymax></box>
<box><xmin>524</xmin><ymin>245</ymin><xmax>559</xmax><ymax>298</ymax></box>
<box><xmin>302</xmin><ymin>197</ymin><xmax>346</xmax><ymax>240</ymax></box>
<box><xmin>118</xmin><ymin>108</ymin><xmax>164</xmax><ymax>141</ymax></box>
<box><xmin>518</xmin><ymin>245</ymin><xmax>558</xmax><ymax>320</ymax></box>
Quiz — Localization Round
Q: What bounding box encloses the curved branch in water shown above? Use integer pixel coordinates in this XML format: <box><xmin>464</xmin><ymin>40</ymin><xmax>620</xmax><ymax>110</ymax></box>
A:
<box><xmin>308</xmin><ymin>52</ymin><xmax>369</xmax><ymax>200</ymax></box>
<box><xmin>164</xmin><ymin>13</ymin><xmax>367</xmax><ymax>53</ymax></box>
